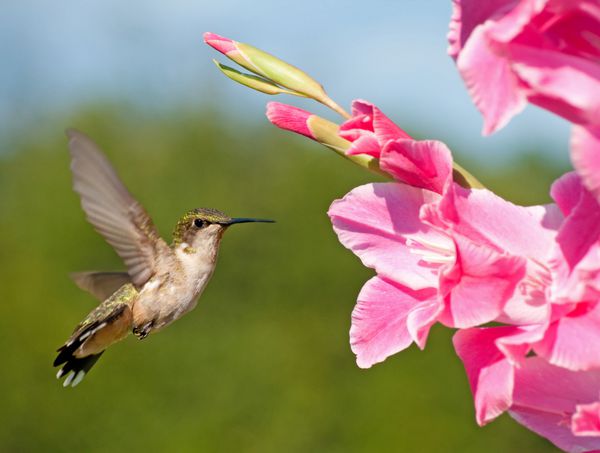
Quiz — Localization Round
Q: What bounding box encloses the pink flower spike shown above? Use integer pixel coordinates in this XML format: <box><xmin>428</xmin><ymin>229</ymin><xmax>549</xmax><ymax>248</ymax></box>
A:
<box><xmin>203</xmin><ymin>32</ymin><xmax>238</xmax><ymax>55</ymax></box>
<box><xmin>266</xmin><ymin>102</ymin><xmax>315</xmax><ymax>139</ymax></box>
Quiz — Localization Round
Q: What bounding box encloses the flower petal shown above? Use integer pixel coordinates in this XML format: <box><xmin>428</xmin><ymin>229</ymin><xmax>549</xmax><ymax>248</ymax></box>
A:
<box><xmin>350</xmin><ymin>276</ymin><xmax>438</xmax><ymax>368</ymax></box>
<box><xmin>426</xmin><ymin>184</ymin><xmax>562</xmax><ymax>262</ymax></box>
<box><xmin>339</xmin><ymin>100</ymin><xmax>411</xmax><ymax>158</ymax></box>
<box><xmin>534</xmin><ymin>303</ymin><xmax>600</xmax><ymax>371</ymax></box>
<box><xmin>328</xmin><ymin>183</ymin><xmax>451</xmax><ymax>290</ymax></box>
<box><xmin>380</xmin><ymin>139</ymin><xmax>453</xmax><ymax>194</ymax></box>
<box><xmin>453</xmin><ymin>327</ymin><xmax>519</xmax><ymax>425</ymax></box>
<box><xmin>550</xmin><ymin>172</ymin><xmax>600</xmax><ymax>303</ymax></box>
<box><xmin>447</xmin><ymin>0</ymin><xmax>520</xmax><ymax>59</ymax></box>
<box><xmin>440</xmin><ymin>236</ymin><xmax>526</xmax><ymax>328</ymax></box>
<box><xmin>572</xmin><ymin>401</ymin><xmax>600</xmax><ymax>437</ymax></box>
<box><xmin>266</xmin><ymin>102</ymin><xmax>315</xmax><ymax>139</ymax></box>
<box><xmin>571</xmin><ymin>125</ymin><xmax>600</xmax><ymax>205</ymax></box>
<box><xmin>510</xmin><ymin>357</ymin><xmax>600</xmax><ymax>452</ymax></box>
<box><xmin>551</xmin><ymin>171</ymin><xmax>585</xmax><ymax>217</ymax></box>
<box><xmin>455</xmin><ymin>25</ymin><xmax>527</xmax><ymax>135</ymax></box>
<box><xmin>509</xmin><ymin>45</ymin><xmax>600</xmax><ymax>127</ymax></box>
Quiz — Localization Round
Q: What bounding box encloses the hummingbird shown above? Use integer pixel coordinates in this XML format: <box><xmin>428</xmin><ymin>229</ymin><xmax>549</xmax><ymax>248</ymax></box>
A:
<box><xmin>54</xmin><ymin>129</ymin><xmax>274</xmax><ymax>387</ymax></box>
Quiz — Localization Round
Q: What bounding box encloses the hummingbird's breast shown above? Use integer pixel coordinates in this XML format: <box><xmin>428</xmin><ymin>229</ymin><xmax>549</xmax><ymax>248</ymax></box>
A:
<box><xmin>132</xmin><ymin>241</ymin><xmax>219</xmax><ymax>332</ymax></box>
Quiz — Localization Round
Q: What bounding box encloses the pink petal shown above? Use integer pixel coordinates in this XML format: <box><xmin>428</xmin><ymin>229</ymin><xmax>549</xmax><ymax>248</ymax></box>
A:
<box><xmin>500</xmin><ymin>259</ymin><xmax>552</xmax><ymax>325</ymax></box>
<box><xmin>339</xmin><ymin>100</ymin><xmax>411</xmax><ymax>158</ymax></box>
<box><xmin>350</xmin><ymin>276</ymin><xmax>439</xmax><ymax>368</ymax></box>
<box><xmin>345</xmin><ymin>135</ymin><xmax>382</xmax><ymax>158</ymax></box>
<box><xmin>551</xmin><ymin>171</ymin><xmax>585</xmax><ymax>217</ymax></box>
<box><xmin>426</xmin><ymin>184</ymin><xmax>562</xmax><ymax>262</ymax></box>
<box><xmin>509</xmin><ymin>45</ymin><xmax>600</xmax><ymax>127</ymax></box>
<box><xmin>484</xmin><ymin>0</ymin><xmax>544</xmax><ymax>43</ymax></box>
<box><xmin>571</xmin><ymin>126</ymin><xmax>600</xmax><ymax>205</ymax></box>
<box><xmin>550</xmin><ymin>172</ymin><xmax>600</xmax><ymax>302</ymax></box>
<box><xmin>453</xmin><ymin>326</ymin><xmax>519</xmax><ymax>425</ymax></box>
<box><xmin>406</xmin><ymin>298</ymin><xmax>443</xmax><ymax>349</ymax></box>
<box><xmin>512</xmin><ymin>356</ymin><xmax>600</xmax><ymax>417</ymax></box>
<box><xmin>328</xmin><ymin>183</ymin><xmax>452</xmax><ymax>290</ymax></box>
<box><xmin>510</xmin><ymin>357</ymin><xmax>600</xmax><ymax>452</ymax></box>
<box><xmin>266</xmin><ymin>102</ymin><xmax>315</xmax><ymax>139</ymax></box>
<box><xmin>573</xmin><ymin>401</ymin><xmax>600</xmax><ymax>437</ymax></box>
<box><xmin>447</xmin><ymin>0</ymin><xmax>520</xmax><ymax>59</ymax></box>
<box><xmin>455</xmin><ymin>25</ymin><xmax>527</xmax><ymax>135</ymax></box>
<box><xmin>510</xmin><ymin>409</ymin><xmax>600</xmax><ymax>453</ymax></box>
<box><xmin>534</xmin><ymin>303</ymin><xmax>600</xmax><ymax>371</ymax></box>
<box><xmin>379</xmin><ymin>139</ymin><xmax>453</xmax><ymax>194</ymax></box>
<box><xmin>440</xmin><ymin>236</ymin><xmax>526</xmax><ymax>328</ymax></box>
<box><xmin>352</xmin><ymin>99</ymin><xmax>411</xmax><ymax>143</ymax></box>
<box><xmin>203</xmin><ymin>31</ymin><xmax>237</xmax><ymax>55</ymax></box>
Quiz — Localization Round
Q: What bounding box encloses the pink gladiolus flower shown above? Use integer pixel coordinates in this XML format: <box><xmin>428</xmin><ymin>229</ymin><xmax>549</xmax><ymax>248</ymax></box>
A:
<box><xmin>339</xmin><ymin>100</ymin><xmax>454</xmax><ymax>194</ymax></box>
<box><xmin>328</xmin><ymin>100</ymin><xmax>566</xmax><ymax>370</ymax></box>
<box><xmin>328</xmin><ymin>153</ymin><xmax>561</xmax><ymax>368</ymax></box>
<box><xmin>448</xmin><ymin>0</ymin><xmax>600</xmax><ymax>135</ymax></box>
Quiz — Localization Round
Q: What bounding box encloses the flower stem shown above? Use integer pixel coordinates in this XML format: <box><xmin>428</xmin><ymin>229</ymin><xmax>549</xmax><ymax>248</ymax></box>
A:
<box><xmin>320</xmin><ymin>97</ymin><xmax>351</xmax><ymax>119</ymax></box>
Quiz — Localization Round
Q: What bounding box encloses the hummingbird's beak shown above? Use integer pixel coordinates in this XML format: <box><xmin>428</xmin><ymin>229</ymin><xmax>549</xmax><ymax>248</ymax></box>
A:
<box><xmin>223</xmin><ymin>217</ymin><xmax>275</xmax><ymax>225</ymax></box>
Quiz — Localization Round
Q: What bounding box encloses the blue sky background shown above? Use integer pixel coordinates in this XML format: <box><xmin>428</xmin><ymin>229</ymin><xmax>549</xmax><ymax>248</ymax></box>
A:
<box><xmin>1</xmin><ymin>0</ymin><xmax>571</xmax><ymax>165</ymax></box>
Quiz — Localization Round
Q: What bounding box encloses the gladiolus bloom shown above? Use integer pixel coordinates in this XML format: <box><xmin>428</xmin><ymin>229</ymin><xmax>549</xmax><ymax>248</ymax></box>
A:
<box><xmin>448</xmin><ymin>0</ymin><xmax>600</xmax><ymax>135</ymax></box>
<box><xmin>328</xmin><ymin>144</ymin><xmax>561</xmax><ymax>368</ymax></box>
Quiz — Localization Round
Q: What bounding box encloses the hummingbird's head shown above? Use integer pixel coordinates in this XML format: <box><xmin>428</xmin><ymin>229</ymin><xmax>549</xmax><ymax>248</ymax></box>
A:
<box><xmin>172</xmin><ymin>208</ymin><xmax>274</xmax><ymax>251</ymax></box>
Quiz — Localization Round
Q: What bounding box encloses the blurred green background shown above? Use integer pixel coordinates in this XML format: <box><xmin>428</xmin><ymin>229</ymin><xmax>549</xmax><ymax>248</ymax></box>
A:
<box><xmin>0</xmin><ymin>104</ymin><xmax>566</xmax><ymax>452</ymax></box>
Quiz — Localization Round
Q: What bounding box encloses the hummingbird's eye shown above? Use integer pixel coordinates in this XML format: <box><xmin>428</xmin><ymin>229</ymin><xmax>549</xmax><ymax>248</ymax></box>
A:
<box><xmin>193</xmin><ymin>218</ymin><xmax>205</xmax><ymax>228</ymax></box>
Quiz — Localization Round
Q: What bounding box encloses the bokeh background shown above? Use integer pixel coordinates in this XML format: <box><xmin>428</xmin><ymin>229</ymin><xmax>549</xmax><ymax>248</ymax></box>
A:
<box><xmin>0</xmin><ymin>1</ymin><xmax>570</xmax><ymax>451</ymax></box>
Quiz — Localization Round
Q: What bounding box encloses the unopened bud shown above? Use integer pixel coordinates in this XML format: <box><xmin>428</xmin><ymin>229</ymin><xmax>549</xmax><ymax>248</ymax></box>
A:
<box><xmin>205</xmin><ymin>32</ymin><xmax>349</xmax><ymax>118</ymax></box>
<box><xmin>213</xmin><ymin>60</ymin><xmax>302</xmax><ymax>96</ymax></box>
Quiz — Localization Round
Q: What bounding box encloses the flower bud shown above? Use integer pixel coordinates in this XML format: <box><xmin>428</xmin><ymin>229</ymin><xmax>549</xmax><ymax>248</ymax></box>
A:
<box><xmin>213</xmin><ymin>60</ymin><xmax>301</xmax><ymax>96</ymax></box>
<box><xmin>205</xmin><ymin>32</ymin><xmax>349</xmax><ymax>118</ymax></box>
<box><xmin>266</xmin><ymin>102</ymin><xmax>388</xmax><ymax>177</ymax></box>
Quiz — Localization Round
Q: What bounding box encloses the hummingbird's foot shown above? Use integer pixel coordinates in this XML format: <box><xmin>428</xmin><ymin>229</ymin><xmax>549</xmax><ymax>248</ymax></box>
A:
<box><xmin>133</xmin><ymin>321</ymin><xmax>153</xmax><ymax>340</ymax></box>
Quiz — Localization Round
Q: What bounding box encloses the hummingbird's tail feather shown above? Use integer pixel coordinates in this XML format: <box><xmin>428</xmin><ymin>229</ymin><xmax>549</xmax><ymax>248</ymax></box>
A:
<box><xmin>55</xmin><ymin>350</ymin><xmax>104</xmax><ymax>387</ymax></box>
<box><xmin>54</xmin><ymin>284</ymin><xmax>137</xmax><ymax>387</ymax></box>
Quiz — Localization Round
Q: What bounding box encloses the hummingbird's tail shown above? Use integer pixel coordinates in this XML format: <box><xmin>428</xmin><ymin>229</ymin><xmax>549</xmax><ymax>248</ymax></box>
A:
<box><xmin>54</xmin><ymin>347</ymin><xmax>104</xmax><ymax>387</ymax></box>
<box><xmin>54</xmin><ymin>284</ymin><xmax>136</xmax><ymax>387</ymax></box>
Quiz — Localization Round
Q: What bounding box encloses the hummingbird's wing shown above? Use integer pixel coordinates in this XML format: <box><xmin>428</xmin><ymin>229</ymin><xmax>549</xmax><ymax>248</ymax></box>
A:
<box><xmin>70</xmin><ymin>271</ymin><xmax>131</xmax><ymax>301</ymax></box>
<box><xmin>67</xmin><ymin>129</ymin><xmax>168</xmax><ymax>288</ymax></box>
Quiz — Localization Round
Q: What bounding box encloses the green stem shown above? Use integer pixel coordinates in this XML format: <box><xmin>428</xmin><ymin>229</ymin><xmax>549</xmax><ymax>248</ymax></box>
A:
<box><xmin>320</xmin><ymin>97</ymin><xmax>351</xmax><ymax>119</ymax></box>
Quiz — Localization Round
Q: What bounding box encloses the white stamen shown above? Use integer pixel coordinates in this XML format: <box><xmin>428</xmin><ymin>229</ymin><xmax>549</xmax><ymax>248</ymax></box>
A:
<box><xmin>406</xmin><ymin>235</ymin><xmax>455</xmax><ymax>265</ymax></box>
